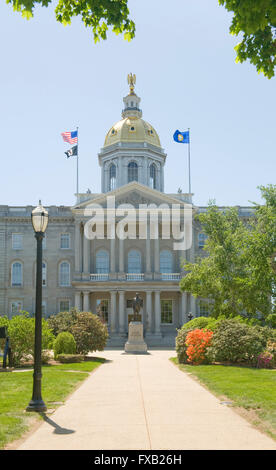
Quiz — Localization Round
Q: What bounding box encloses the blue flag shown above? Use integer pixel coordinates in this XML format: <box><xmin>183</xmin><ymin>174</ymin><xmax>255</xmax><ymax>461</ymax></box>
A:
<box><xmin>173</xmin><ymin>130</ymin><xmax>189</xmax><ymax>144</ymax></box>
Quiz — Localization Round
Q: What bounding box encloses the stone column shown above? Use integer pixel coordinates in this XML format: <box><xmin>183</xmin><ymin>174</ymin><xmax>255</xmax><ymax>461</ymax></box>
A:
<box><xmin>146</xmin><ymin>291</ymin><xmax>152</xmax><ymax>333</ymax></box>
<box><xmin>110</xmin><ymin>237</ymin><xmax>115</xmax><ymax>273</ymax></box>
<box><xmin>154</xmin><ymin>290</ymin><xmax>161</xmax><ymax>334</ymax></box>
<box><xmin>110</xmin><ymin>291</ymin><xmax>117</xmax><ymax>333</ymax></box>
<box><xmin>191</xmin><ymin>294</ymin><xmax>197</xmax><ymax>317</ymax></box>
<box><xmin>146</xmin><ymin>223</ymin><xmax>151</xmax><ymax>273</ymax></box>
<box><xmin>118</xmin><ymin>290</ymin><xmax>125</xmax><ymax>334</ymax></box>
<box><xmin>75</xmin><ymin>292</ymin><xmax>81</xmax><ymax>310</ymax></box>
<box><xmin>83</xmin><ymin>231</ymin><xmax>90</xmax><ymax>274</ymax></box>
<box><xmin>180</xmin><ymin>292</ymin><xmax>187</xmax><ymax>326</ymax></box>
<box><xmin>119</xmin><ymin>238</ymin><xmax>124</xmax><ymax>273</ymax></box>
<box><xmin>154</xmin><ymin>233</ymin><xmax>160</xmax><ymax>274</ymax></box>
<box><xmin>74</xmin><ymin>222</ymin><xmax>81</xmax><ymax>273</ymax></box>
<box><xmin>83</xmin><ymin>292</ymin><xmax>90</xmax><ymax>312</ymax></box>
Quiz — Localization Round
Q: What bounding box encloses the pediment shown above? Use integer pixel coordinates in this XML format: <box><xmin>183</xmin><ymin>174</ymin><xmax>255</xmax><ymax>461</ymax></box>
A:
<box><xmin>72</xmin><ymin>182</ymin><xmax>188</xmax><ymax>213</ymax></box>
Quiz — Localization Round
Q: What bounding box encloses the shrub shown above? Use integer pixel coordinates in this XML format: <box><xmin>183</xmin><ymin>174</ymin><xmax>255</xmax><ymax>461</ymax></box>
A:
<box><xmin>47</xmin><ymin>308</ymin><xmax>78</xmax><ymax>337</ymax></box>
<box><xmin>47</xmin><ymin>309</ymin><xmax>109</xmax><ymax>354</ymax></box>
<box><xmin>56</xmin><ymin>354</ymin><xmax>84</xmax><ymax>363</ymax></box>
<box><xmin>2</xmin><ymin>312</ymin><xmax>54</xmax><ymax>366</ymax></box>
<box><xmin>176</xmin><ymin>328</ymin><xmax>193</xmax><ymax>364</ymax></box>
<box><xmin>207</xmin><ymin>319</ymin><xmax>266</xmax><ymax>365</ymax></box>
<box><xmin>53</xmin><ymin>332</ymin><xmax>76</xmax><ymax>359</ymax></box>
<box><xmin>181</xmin><ymin>317</ymin><xmax>211</xmax><ymax>331</ymax></box>
<box><xmin>71</xmin><ymin>312</ymin><xmax>108</xmax><ymax>354</ymax></box>
<box><xmin>185</xmin><ymin>329</ymin><xmax>213</xmax><ymax>365</ymax></box>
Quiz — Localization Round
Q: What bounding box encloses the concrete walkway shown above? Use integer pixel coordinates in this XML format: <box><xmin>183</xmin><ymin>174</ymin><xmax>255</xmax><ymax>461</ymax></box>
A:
<box><xmin>17</xmin><ymin>350</ymin><xmax>276</xmax><ymax>450</ymax></box>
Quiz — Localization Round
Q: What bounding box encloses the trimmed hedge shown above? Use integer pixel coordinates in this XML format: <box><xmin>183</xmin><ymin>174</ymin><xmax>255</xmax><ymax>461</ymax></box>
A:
<box><xmin>53</xmin><ymin>332</ymin><xmax>76</xmax><ymax>359</ymax></box>
<box><xmin>56</xmin><ymin>354</ymin><xmax>84</xmax><ymax>363</ymax></box>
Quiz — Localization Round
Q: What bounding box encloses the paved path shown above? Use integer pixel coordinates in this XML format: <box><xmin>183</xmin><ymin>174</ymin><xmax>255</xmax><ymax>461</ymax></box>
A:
<box><xmin>17</xmin><ymin>350</ymin><xmax>276</xmax><ymax>450</ymax></box>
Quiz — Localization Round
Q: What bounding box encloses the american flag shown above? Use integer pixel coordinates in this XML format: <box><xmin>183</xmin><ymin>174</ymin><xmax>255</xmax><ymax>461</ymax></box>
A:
<box><xmin>61</xmin><ymin>130</ymin><xmax>78</xmax><ymax>145</ymax></box>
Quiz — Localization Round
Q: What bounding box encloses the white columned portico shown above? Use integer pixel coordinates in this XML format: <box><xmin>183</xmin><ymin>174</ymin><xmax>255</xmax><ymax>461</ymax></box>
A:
<box><xmin>118</xmin><ymin>290</ymin><xmax>125</xmax><ymax>333</ymax></box>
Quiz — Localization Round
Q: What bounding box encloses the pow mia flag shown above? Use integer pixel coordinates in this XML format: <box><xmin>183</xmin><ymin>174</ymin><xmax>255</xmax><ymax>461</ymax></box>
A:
<box><xmin>65</xmin><ymin>145</ymin><xmax>78</xmax><ymax>158</ymax></box>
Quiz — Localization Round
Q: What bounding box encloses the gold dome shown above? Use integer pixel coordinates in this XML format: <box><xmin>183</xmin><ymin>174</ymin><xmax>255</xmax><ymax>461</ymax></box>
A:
<box><xmin>104</xmin><ymin>117</ymin><xmax>161</xmax><ymax>148</ymax></box>
<box><xmin>104</xmin><ymin>75</ymin><xmax>161</xmax><ymax>148</ymax></box>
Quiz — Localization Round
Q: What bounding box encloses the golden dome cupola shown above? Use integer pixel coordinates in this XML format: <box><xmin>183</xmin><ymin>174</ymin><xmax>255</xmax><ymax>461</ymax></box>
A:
<box><xmin>98</xmin><ymin>74</ymin><xmax>167</xmax><ymax>193</ymax></box>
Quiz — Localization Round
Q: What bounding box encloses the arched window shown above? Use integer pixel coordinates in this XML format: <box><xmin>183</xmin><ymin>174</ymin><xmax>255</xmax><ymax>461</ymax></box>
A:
<box><xmin>59</xmin><ymin>261</ymin><xmax>70</xmax><ymax>286</ymax></box>
<box><xmin>128</xmin><ymin>161</ymin><xmax>138</xmax><ymax>182</ymax></box>
<box><xmin>149</xmin><ymin>163</ymin><xmax>157</xmax><ymax>189</ymax></box>
<box><xmin>42</xmin><ymin>262</ymin><xmax>47</xmax><ymax>286</ymax></box>
<box><xmin>109</xmin><ymin>164</ymin><xmax>116</xmax><ymax>191</ymax></box>
<box><xmin>96</xmin><ymin>250</ymin><xmax>109</xmax><ymax>274</ymax></box>
<box><xmin>160</xmin><ymin>250</ymin><xmax>173</xmax><ymax>273</ymax></box>
<box><xmin>11</xmin><ymin>262</ymin><xmax>23</xmax><ymax>286</ymax></box>
<box><xmin>128</xmin><ymin>249</ymin><xmax>141</xmax><ymax>273</ymax></box>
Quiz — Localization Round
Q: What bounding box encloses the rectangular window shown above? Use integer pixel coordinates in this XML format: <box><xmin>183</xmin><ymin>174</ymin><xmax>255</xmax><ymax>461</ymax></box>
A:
<box><xmin>60</xmin><ymin>233</ymin><xmax>70</xmax><ymax>249</ymax></box>
<box><xmin>12</xmin><ymin>233</ymin><xmax>23</xmax><ymax>250</ymax></box>
<box><xmin>199</xmin><ymin>300</ymin><xmax>209</xmax><ymax>316</ymax></box>
<box><xmin>161</xmin><ymin>299</ymin><xmax>173</xmax><ymax>324</ymax></box>
<box><xmin>96</xmin><ymin>299</ymin><xmax>109</xmax><ymax>323</ymax></box>
<box><xmin>59</xmin><ymin>300</ymin><xmax>70</xmax><ymax>312</ymax></box>
<box><xmin>11</xmin><ymin>301</ymin><xmax>23</xmax><ymax>315</ymax></box>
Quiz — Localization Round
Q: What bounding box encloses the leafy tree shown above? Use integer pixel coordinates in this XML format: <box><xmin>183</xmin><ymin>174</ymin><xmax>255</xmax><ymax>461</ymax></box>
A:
<box><xmin>180</xmin><ymin>185</ymin><xmax>276</xmax><ymax>319</ymax></box>
<box><xmin>219</xmin><ymin>0</ymin><xmax>276</xmax><ymax>78</ymax></box>
<box><xmin>6</xmin><ymin>0</ymin><xmax>135</xmax><ymax>43</ymax></box>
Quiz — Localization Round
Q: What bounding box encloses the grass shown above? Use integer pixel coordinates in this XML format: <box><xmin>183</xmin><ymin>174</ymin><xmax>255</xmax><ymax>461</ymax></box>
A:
<box><xmin>171</xmin><ymin>357</ymin><xmax>276</xmax><ymax>441</ymax></box>
<box><xmin>0</xmin><ymin>357</ymin><xmax>105</xmax><ymax>449</ymax></box>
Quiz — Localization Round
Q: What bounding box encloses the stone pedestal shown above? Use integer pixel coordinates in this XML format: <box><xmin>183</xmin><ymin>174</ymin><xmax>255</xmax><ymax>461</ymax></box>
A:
<box><xmin>124</xmin><ymin>322</ymin><xmax>147</xmax><ymax>353</ymax></box>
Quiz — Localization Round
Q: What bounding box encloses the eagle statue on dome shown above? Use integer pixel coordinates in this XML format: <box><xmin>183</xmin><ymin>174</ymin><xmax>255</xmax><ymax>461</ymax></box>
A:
<box><xmin>127</xmin><ymin>73</ymin><xmax>136</xmax><ymax>93</ymax></box>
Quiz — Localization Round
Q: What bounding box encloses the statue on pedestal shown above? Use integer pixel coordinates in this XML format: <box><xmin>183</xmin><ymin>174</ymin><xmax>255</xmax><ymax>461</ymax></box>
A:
<box><xmin>132</xmin><ymin>293</ymin><xmax>143</xmax><ymax>321</ymax></box>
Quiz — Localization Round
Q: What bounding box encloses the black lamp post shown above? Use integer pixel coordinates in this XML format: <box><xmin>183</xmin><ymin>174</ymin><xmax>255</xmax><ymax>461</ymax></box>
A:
<box><xmin>187</xmin><ymin>312</ymin><xmax>193</xmax><ymax>322</ymax></box>
<box><xmin>26</xmin><ymin>201</ymin><xmax>48</xmax><ymax>412</ymax></box>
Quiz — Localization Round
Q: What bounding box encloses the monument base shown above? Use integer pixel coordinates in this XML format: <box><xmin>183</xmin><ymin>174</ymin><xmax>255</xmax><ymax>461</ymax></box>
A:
<box><xmin>125</xmin><ymin>321</ymin><xmax>147</xmax><ymax>353</ymax></box>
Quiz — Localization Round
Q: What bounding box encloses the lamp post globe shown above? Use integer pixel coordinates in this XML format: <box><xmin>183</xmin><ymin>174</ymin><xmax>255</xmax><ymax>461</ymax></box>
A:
<box><xmin>26</xmin><ymin>201</ymin><xmax>48</xmax><ymax>412</ymax></box>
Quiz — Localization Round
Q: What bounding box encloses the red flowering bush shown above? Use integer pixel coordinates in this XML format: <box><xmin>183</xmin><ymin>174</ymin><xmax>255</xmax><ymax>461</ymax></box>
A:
<box><xmin>257</xmin><ymin>351</ymin><xmax>274</xmax><ymax>369</ymax></box>
<box><xmin>185</xmin><ymin>329</ymin><xmax>213</xmax><ymax>365</ymax></box>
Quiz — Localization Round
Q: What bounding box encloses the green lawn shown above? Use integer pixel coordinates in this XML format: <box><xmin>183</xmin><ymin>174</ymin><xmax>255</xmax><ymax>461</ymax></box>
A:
<box><xmin>0</xmin><ymin>357</ymin><xmax>105</xmax><ymax>449</ymax></box>
<box><xmin>171</xmin><ymin>357</ymin><xmax>276</xmax><ymax>440</ymax></box>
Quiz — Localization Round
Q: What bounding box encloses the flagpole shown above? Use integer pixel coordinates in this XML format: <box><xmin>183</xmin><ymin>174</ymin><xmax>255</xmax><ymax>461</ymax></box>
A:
<box><xmin>188</xmin><ymin>127</ymin><xmax>191</xmax><ymax>197</ymax></box>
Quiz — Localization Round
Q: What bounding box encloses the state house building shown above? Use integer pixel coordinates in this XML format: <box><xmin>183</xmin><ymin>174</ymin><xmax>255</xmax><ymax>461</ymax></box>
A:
<box><xmin>0</xmin><ymin>77</ymin><xmax>254</xmax><ymax>346</ymax></box>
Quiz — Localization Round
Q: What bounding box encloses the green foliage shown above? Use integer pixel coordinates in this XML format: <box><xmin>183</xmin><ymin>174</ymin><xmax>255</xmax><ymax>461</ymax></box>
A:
<box><xmin>180</xmin><ymin>185</ymin><xmax>276</xmax><ymax>320</ymax></box>
<box><xmin>219</xmin><ymin>0</ymin><xmax>276</xmax><ymax>78</ymax></box>
<box><xmin>71</xmin><ymin>311</ymin><xmax>108</xmax><ymax>354</ymax></box>
<box><xmin>175</xmin><ymin>328</ymin><xmax>193</xmax><ymax>364</ymax></box>
<box><xmin>47</xmin><ymin>308</ymin><xmax>78</xmax><ymax>337</ymax></box>
<box><xmin>265</xmin><ymin>314</ymin><xmax>276</xmax><ymax>328</ymax></box>
<box><xmin>1</xmin><ymin>312</ymin><xmax>54</xmax><ymax>366</ymax></box>
<box><xmin>207</xmin><ymin>319</ymin><xmax>266</xmax><ymax>365</ymax></box>
<box><xmin>48</xmin><ymin>309</ymin><xmax>108</xmax><ymax>355</ymax></box>
<box><xmin>6</xmin><ymin>0</ymin><xmax>135</xmax><ymax>43</ymax></box>
<box><xmin>53</xmin><ymin>331</ymin><xmax>76</xmax><ymax>359</ymax></box>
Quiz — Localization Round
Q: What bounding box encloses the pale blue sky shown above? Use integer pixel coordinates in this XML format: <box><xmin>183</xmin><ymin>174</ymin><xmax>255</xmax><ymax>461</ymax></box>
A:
<box><xmin>0</xmin><ymin>0</ymin><xmax>275</xmax><ymax>208</ymax></box>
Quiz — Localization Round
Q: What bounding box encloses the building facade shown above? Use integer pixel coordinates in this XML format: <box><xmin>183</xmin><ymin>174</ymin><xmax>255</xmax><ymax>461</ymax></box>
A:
<box><xmin>0</xmin><ymin>78</ymin><xmax>254</xmax><ymax>346</ymax></box>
